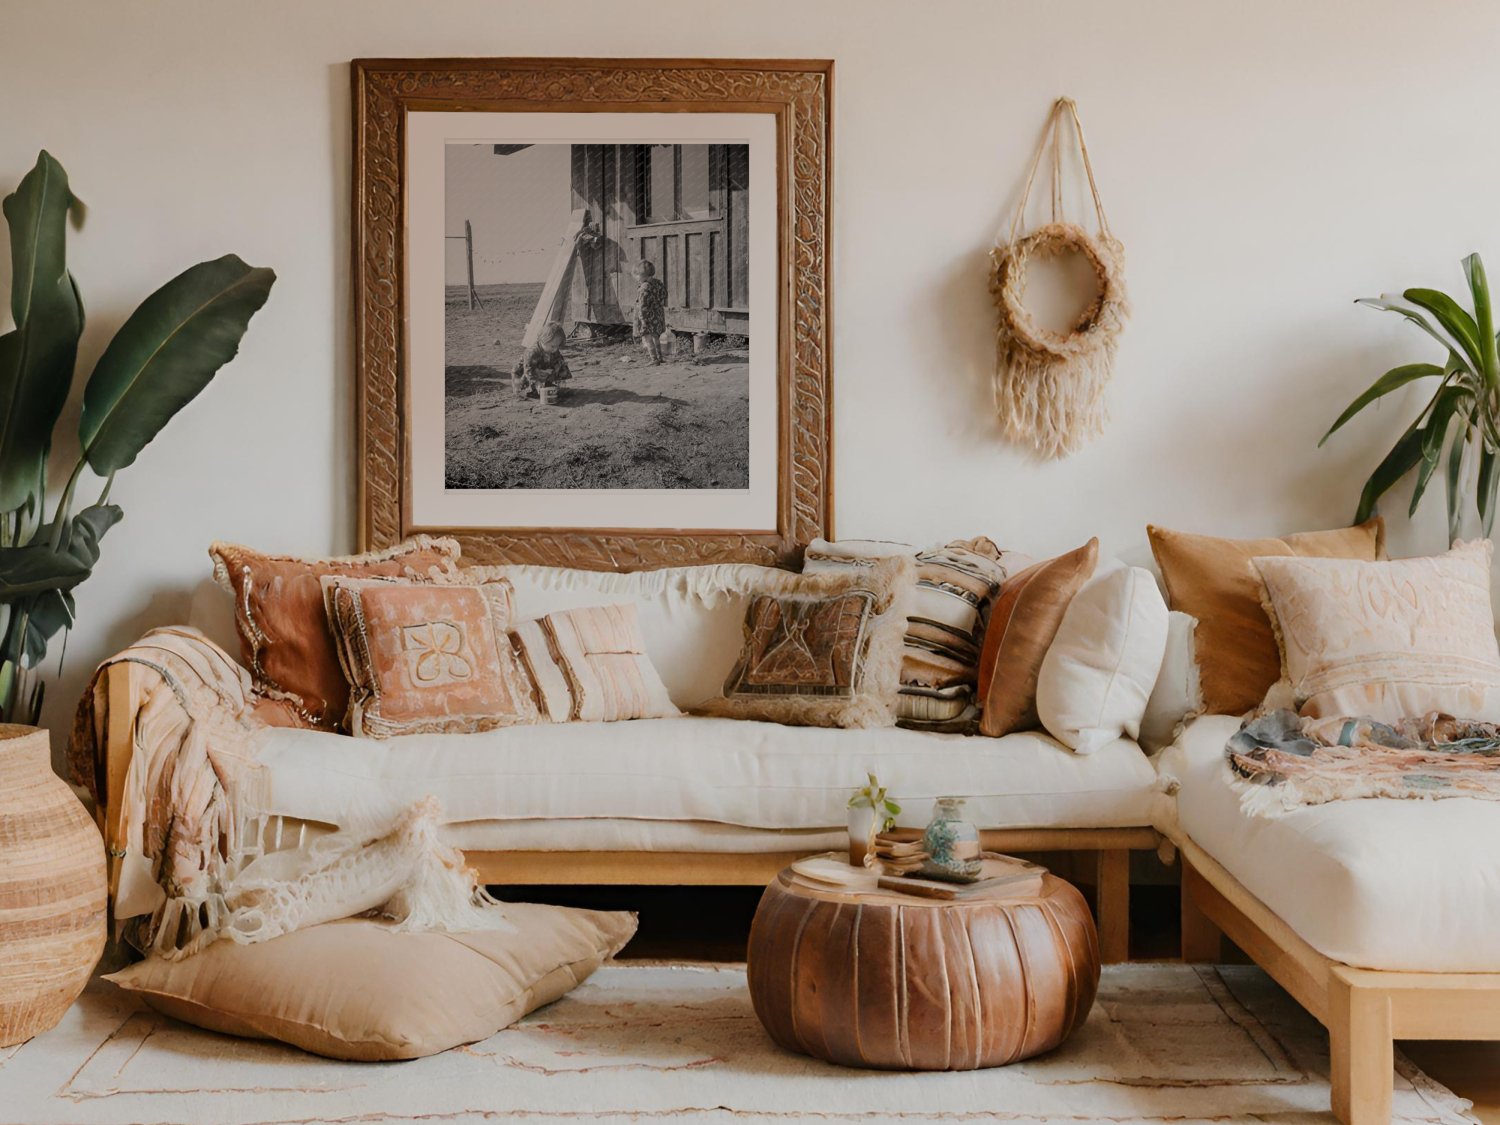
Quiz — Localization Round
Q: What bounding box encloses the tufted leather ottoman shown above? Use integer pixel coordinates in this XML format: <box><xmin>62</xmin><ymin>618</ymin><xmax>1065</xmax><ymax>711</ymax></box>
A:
<box><xmin>747</xmin><ymin>864</ymin><xmax>1100</xmax><ymax>1070</ymax></box>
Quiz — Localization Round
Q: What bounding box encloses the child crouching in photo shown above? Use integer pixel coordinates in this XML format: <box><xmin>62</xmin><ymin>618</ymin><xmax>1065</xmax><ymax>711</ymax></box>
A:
<box><xmin>512</xmin><ymin>321</ymin><xmax>571</xmax><ymax>398</ymax></box>
<box><xmin>632</xmin><ymin>258</ymin><xmax>667</xmax><ymax>365</ymax></box>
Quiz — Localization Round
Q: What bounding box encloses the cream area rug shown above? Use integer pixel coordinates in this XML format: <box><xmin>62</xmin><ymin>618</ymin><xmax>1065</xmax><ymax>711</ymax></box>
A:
<box><xmin>0</xmin><ymin>963</ymin><xmax>1474</xmax><ymax>1124</ymax></box>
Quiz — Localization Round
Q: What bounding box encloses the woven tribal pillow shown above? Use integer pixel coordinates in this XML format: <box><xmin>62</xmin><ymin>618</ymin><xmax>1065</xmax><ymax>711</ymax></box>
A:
<box><xmin>510</xmin><ymin>603</ymin><xmax>679</xmax><ymax>723</ymax></box>
<box><xmin>322</xmin><ymin>574</ymin><xmax>539</xmax><ymax>738</ymax></box>
<box><xmin>803</xmin><ymin>538</ymin><xmax>1021</xmax><ymax>731</ymax></box>
<box><xmin>701</xmin><ymin>555</ymin><xmax>915</xmax><ymax>729</ymax></box>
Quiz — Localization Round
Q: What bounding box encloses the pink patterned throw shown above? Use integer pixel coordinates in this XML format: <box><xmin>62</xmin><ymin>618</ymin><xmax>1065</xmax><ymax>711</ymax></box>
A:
<box><xmin>1226</xmin><ymin>709</ymin><xmax>1500</xmax><ymax>816</ymax></box>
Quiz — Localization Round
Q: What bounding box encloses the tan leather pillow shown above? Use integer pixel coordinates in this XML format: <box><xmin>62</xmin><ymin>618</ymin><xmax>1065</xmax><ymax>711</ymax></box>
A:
<box><xmin>1147</xmin><ymin>518</ymin><xmax>1385</xmax><ymax>716</ymax></box>
<box><xmin>977</xmin><ymin>539</ymin><xmax>1099</xmax><ymax>737</ymax></box>
<box><xmin>210</xmin><ymin>537</ymin><xmax>461</xmax><ymax>729</ymax></box>
<box><xmin>323</xmin><ymin>575</ymin><xmax>540</xmax><ymax>737</ymax></box>
<box><xmin>105</xmin><ymin>904</ymin><xmax>637</xmax><ymax>1061</ymax></box>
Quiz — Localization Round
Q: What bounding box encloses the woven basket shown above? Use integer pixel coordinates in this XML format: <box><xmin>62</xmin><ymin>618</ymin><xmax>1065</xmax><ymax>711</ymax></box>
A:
<box><xmin>0</xmin><ymin>725</ymin><xmax>106</xmax><ymax>1046</ymax></box>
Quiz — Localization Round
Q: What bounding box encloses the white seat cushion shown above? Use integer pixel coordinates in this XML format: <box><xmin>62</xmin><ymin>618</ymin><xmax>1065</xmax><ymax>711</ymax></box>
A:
<box><xmin>248</xmin><ymin>717</ymin><xmax>1157</xmax><ymax>834</ymax></box>
<box><xmin>1158</xmin><ymin>714</ymin><xmax>1500</xmax><ymax>972</ymax></box>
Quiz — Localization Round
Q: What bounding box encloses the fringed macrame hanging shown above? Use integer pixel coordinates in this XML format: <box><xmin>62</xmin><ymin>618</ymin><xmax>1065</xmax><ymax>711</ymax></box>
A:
<box><xmin>991</xmin><ymin>97</ymin><xmax>1129</xmax><ymax>460</ymax></box>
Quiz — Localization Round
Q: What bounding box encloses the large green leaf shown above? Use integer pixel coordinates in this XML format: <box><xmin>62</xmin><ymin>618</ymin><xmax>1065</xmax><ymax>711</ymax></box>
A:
<box><xmin>0</xmin><ymin>542</ymin><xmax>90</xmax><ymax>599</ymax></box>
<box><xmin>1481</xmin><ymin>447</ymin><xmax>1500</xmax><ymax>536</ymax></box>
<box><xmin>1404</xmin><ymin>287</ymin><xmax>1483</xmax><ymax>372</ymax></box>
<box><xmin>1462</xmin><ymin>253</ymin><xmax>1499</xmax><ymax>391</ymax></box>
<box><xmin>0</xmin><ymin>151</ymin><xmax>84</xmax><ymax>512</ymax></box>
<box><xmin>1355</xmin><ymin>421</ymin><xmax>1426</xmax><ymax>524</ymax></box>
<box><xmin>1410</xmin><ymin>387</ymin><xmax>1469</xmax><ymax>517</ymax></box>
<box><xmin>79</xmin><ymin>254</ymin><xmax>274</xmax><ymax>474</ymax></box>
<box><xmin>1357</xmin><ymin>296</ymin><xmax>1473</xmax><ymax>367</ymax></box>
<box><xmin>1320</xmin><ymin>362</ymin><xmax>1443</xmax><ymax>446</ymax></box>
<box><xmin>1446</xmin><ymin>410</ymin><xmax>1472</xmax><ymax>544</ymax></box>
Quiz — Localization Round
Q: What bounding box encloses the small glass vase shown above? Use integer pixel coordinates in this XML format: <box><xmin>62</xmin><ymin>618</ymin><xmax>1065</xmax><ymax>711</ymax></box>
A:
<box><xmin>921</xmin><ymin>797</ymin><xmax>983</xmax><ymax>882</ymax></box>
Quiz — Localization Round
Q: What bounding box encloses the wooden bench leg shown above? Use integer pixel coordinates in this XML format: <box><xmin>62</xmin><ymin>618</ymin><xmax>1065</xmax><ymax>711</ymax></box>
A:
<box><xmin>1094</xmin><ymin>848</ymin><xmax>1130</xmax><ymax>964</ymax></box>
<box><xmin>1179</xmin><ymin>858</ymin><xmax>1224</xmax><ymax>963</ymax></box>
<box><xmin>1329</xmin><ymin>968</ymin><xmax>1393</xmax><ymax>1125</ymax></box>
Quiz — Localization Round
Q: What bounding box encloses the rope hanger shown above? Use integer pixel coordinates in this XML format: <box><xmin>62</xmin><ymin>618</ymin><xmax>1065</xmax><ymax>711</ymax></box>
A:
<box><xmin>989</xmin><ymin>97</ymin><xmax>1129</xmax><ymax>462</ymax></box>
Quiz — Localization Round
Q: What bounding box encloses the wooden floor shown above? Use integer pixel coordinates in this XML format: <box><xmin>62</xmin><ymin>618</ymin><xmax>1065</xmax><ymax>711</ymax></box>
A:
<box><xmin>503</xmin><ymin>882</ymin><xmax>1500</xmax><ymax>1117</ymax></box>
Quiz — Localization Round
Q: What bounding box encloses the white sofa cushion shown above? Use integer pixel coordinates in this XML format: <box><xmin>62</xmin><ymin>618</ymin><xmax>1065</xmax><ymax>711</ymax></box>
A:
<box><xmin>249</xmin><ymin>717</ymin><xmax>1158</xmax><ymax>834</ymax></box>
<box><xmin>1158</xmin><ymin>714</ymin><xmax>1500</xmax><ymax>972</ymax></box>
<box><xmin>1035</xmin><ymin>564</ymin><xmax>1168</xmax><ymax>754</ymax></box>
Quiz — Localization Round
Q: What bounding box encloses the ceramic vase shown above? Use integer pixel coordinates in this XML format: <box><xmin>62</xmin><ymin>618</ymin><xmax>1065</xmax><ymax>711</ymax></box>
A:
<box><xmin>0</xmin><ymin>725</ymin><xmax>107</xmax><ymax>1046</ymax></box>
<box><xmin>921</xmin><ymin>796</ymin><xmax>983</xmax><ymax>882</ymax></box>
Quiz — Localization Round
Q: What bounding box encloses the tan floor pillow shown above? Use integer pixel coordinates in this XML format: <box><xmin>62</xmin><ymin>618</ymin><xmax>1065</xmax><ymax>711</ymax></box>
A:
<box><xmin>105</xmin><ymin>903</ymin><xmax>636</xmax><ymax>1060</ymax></box>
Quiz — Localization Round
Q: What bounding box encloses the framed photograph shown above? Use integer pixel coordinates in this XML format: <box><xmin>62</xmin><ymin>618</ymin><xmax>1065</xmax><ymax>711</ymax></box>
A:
<box><xmin>352</xmin><ymin>58</ymin><xmax>833</xmax><ymax>569</ymax></box>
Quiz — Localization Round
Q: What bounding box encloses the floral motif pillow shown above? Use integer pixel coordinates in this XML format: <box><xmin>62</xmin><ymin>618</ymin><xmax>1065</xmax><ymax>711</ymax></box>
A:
<box><xmin>322</xmin><ymin>575</ymin><xmax>539</xmax><ymax>738</ymax></box>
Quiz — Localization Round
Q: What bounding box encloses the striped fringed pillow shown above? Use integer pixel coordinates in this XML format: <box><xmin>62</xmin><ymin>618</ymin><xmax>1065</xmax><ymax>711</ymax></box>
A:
<box><xmin>510</xmin><ymin>603</ymin><xmax>680</xmax><ymax>723</ymax></box>
<box><xmin>803</xmin><ymin>538</ymin><xmax>1027</xmax><ymax>733</ymax></box>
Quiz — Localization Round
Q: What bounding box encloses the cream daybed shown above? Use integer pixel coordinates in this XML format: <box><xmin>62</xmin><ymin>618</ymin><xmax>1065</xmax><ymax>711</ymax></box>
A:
<box><xmin>94</xmin><ymin>561</ymin><xmax>1162</xmax><ymax>964</ymax></box>
<box><xmin>1161</xmin><ymin>714</ymin><xmax>1500</xmax><ymax>1125</ymax></box>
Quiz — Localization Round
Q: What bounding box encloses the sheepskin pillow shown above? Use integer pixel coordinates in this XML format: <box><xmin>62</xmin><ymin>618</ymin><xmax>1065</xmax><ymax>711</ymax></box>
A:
<box><xmin>699</xmin><ymin>555</ymin><xmax>915</xmax><ymax>729</ymax></box>
<box><xmin>105</xmin><ymin>903</ymin><xmax>637</xmax><ymax>1061</ymax></box>
<box><xmin>209</xmin><ymin>537</ymin><xmax>461</xmax><ymax>730</ymax></box>
<box><xmin>1035</xmin><ymin>564</ymin><xmax>1169</xmax><ymax>754</ymax></box>
<box><xmin>1254</xmin><ymin>539</ymin><xmax>1500</xmax><ymax>722</ymax></box>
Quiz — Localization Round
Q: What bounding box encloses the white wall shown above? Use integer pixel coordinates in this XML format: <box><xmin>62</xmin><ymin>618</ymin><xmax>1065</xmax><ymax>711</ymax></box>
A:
<box><xmin>2</xmin><ymin>0</ymin><xmax>1496</xmax><ymax>745</ymax></box>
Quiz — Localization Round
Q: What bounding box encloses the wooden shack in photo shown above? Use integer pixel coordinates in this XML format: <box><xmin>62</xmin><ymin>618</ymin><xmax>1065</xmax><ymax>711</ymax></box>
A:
<box><xmin>506</xmin><ymin>142</ymin><xmax>751</xmax><ymax>346</ymax></box>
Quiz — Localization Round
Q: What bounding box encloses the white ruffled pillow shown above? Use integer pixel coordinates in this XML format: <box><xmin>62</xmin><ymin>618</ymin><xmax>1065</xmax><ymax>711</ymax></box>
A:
<box><xmin>1036</xmin><ymin>564</ymin><xmax>1169</xmax><ymax>754</ymax></box>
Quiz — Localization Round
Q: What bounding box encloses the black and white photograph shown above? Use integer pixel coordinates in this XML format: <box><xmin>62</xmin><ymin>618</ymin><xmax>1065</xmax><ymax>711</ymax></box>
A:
<box><xmin>443</xmin><ymin>142</ymin><xmax>752</xmax><ymax>491</ymax></box>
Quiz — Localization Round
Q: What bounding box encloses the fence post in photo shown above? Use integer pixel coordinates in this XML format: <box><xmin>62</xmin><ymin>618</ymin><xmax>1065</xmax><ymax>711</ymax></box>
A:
<box><xmin>446</xmin><ymin>220</ymin><xmax>484</xmax><ymax>310</ymax></box>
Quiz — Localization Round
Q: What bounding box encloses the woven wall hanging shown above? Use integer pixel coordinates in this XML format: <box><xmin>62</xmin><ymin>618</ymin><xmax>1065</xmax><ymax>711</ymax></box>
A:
<box><xmin>990</xmin><ymin>97</ymin><xmax>1129</xmax><ymax>460</ymax></box>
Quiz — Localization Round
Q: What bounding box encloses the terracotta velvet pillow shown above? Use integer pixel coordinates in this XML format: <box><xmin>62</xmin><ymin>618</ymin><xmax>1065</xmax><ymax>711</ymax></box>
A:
<box><xmin>211</xmin><ymin>537</ymin><xmax>461</xmax><ymax>730</ymax></box>
<box><xmin>1147</xmin><ymin>518</ymin><xmax>1385</xmax><ymax>716</ymax></box>
<box><xmin>323</xmin><ymin>575</ymin><xmax>540</xmax><ymax>738</ymax></box>
<box><xmin>977</xmin><ymin>539</ymin><xmax>1099</xmax><ymax>738</ymax></box>
<box><xmin>700</xmin><ymin>555</ymin><xmax>915</xmax><ymax>729</ymax></box>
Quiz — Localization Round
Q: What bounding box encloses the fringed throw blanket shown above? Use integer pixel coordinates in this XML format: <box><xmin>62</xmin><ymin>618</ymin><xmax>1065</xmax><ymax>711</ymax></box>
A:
<box><xmin>1227</xmin><ymin>708</ymin><xmax>1500</xmax><ymax>816</ymax></box>
<box><xmin>70</xmin><ymin>627</ymin><xmax>509</xmax><ymax>959</ymax></box>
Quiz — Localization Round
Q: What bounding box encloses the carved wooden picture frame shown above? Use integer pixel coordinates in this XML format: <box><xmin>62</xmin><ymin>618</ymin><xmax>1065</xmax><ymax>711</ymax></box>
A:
<box><xmin>352</xmin><ymin>58</ymin><xmax>833</xmax><ymax>569</ymax></box>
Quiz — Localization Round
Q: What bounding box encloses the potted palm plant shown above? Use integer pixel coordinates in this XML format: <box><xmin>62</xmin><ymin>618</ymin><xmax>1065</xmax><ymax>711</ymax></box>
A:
<box><xmin>0</xmin><ymin>151</ymin><xmax>274</xmax><ymax>724</ymax></box>
<box><xmin>0</xmin><ymin>149</ymin><xmax>273</xmax><ymax>1047</ymax></box>
<box><xmin>1323</xmin><ymin>253</ymin><xmax>1500</xmax><ymax>544</ymax></box>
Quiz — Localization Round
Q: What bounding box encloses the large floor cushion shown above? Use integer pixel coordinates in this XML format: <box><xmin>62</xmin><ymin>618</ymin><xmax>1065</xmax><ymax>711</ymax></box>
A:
<box><xmin>1159</xmin><ymin>715</ymin><xmax>1500</xmax><ymax>972</ymax></box>
<box><xmin>249</xmin><ymin>717</ymin><xmax>1159</xmax><ymax>833</ymax></box>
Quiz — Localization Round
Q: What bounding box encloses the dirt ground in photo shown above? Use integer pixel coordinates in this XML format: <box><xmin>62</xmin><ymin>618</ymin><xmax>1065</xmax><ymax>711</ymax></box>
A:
<box><xmin>444</xmin><ymin>284</ymin><xmax>750</xmax><ymax>490</ymax></box>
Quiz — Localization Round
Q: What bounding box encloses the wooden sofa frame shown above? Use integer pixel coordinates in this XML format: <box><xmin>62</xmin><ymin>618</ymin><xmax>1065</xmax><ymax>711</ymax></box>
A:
<box><xmin>99</xmin><ymin>661</ymin><xmax>1156</xmax><ymax>963</ymax></box>
<box><xmin>1179</xmin><ymin>835</ymin><xmax>1500</xmax><ymax>1125</ymax></box>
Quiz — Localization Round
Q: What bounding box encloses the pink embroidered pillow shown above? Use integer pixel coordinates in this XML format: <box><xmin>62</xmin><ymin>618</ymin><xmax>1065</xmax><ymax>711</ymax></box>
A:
<box><xmin>1254</xmin><ymin>540</ymin><xmax>1500</xmax><ymax>722</ymax></box>
<box><xmin>510</xmin><ymin>604</ymin><xmax>679</xmax><ymax>723</ymax></box>
<box><xmin>322</xmin><ymin>575</ymin><xmax>539</xmax><ymax>738</ymax></box>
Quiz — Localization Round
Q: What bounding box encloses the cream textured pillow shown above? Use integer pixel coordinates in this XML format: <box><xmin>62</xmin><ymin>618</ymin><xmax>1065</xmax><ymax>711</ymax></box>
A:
<box><xmin>1254</xmin><ymin>540</ymin><xmax>1500</xmax><ymax>722</ymax></box>
<box><xmin>105</xmin><ymin>904</ymin><xmax>637</xmax><ymax>1061</ymax></box>
<box><xmin>510</xmin><ymin>603</ymin><xmax>679</xmax><ymax>723</ymax></box>
<box><xmin>1138</xmin><ymin>611</ymin><xmax>1202</xmax><ymax>752</ymax></box>
<box><xmin>1036</xmin><ymin>564</ymin><xmax>1169</xmax><ymax>754</ymax></box>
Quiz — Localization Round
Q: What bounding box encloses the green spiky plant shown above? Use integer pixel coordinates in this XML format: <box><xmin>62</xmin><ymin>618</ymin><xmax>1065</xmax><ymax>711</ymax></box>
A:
<box><xmin>1323</xmin><ymin>253</ymin><xmax>1500</xmax><ymax>544</ymax></box>
<box><xmin>0</xmin><ymin>151</ymin><xmax>274</xmax><ymax>725</ymax></box>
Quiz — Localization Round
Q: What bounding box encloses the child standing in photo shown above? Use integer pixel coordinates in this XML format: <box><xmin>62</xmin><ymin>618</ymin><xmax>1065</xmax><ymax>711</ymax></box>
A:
<box><xmin>512</xmin><ymin>321</ymin><xmax>572</xmax><ymax>398</ymax></box>
<box><xmin>632</xmin><ymin>258</ymin><xmax>667</xmax><ymax>365</ymax></box>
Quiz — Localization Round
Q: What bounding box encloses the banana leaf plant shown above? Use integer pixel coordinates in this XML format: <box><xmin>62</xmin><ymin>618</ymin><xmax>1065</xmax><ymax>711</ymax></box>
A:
<box><xmin>0</xmin><ymin>151</ymin><xmax>274</xmax><ymax>725</ymax></box>
<box><xmin>1323</xmin><ymin>253</ymin><xmax>1500</xmax><ymax>545</ymax></box>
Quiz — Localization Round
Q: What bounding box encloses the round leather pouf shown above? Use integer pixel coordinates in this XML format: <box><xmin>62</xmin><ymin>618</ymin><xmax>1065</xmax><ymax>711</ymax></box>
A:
<box><xmin>747</xmin><ymin>868</ymin><xmax>1099</xmax><ymax>1070</ymax></box>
